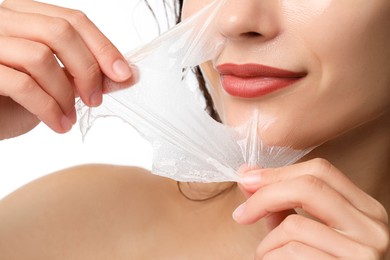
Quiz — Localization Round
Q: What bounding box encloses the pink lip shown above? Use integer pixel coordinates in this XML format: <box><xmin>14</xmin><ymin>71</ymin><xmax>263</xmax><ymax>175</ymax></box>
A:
<box><xmin>216</xmin><ymin>63</ymin><xmax>306</xmax><ymax>98</ymax></box>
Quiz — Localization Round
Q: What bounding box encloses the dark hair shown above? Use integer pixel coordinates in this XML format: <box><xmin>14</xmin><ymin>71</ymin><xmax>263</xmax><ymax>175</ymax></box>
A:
<box><xmin>174</xmin><ymin>1</ymin><xmax>229</xmax><ymax>201</ymax></box>
<box><xmin>177</xmin><ymin>1</ymin><xmax>221</xmax><ymax>121</ymax></box>
<box><xmin>143</xmin><ymin>0</ymin><xmax>220</xmax><ymax>122</ymax></box>
<box><xmin>176</xmin><ymin>0</ymin><xmax>183</xmax><ymax>23</ymax></box>
<box><xmin>144</xmin><ymin>0</ymin><xmax>231</xmax><ymax>201</ymax></box>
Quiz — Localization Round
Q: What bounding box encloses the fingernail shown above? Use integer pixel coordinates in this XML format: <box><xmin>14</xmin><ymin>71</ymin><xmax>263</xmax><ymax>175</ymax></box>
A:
<box><xmin>232</xmin><ymin>202</ymin><xmax>246</xmax><ymax>221</ymax></box>
<box><xmin>89</xmin><ymin>88</ymin><xmax>102</xmax><ymax>107</ymax></box>
<box><xmin>112</xmin><ymin>59</ymin><xmax>132</xmax><ymax>81</ymax></box>
<box><xmin>240</xmin><ymin>173</ymin><xmax>262</xmax><ymax>186</ymax></box>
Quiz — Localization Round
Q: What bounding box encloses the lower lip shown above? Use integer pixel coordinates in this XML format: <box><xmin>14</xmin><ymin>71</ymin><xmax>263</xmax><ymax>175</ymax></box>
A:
<box><xmin>221</xmin><ymin>75</ymin><xmax>302</xmax><ymax>98</ymax></box>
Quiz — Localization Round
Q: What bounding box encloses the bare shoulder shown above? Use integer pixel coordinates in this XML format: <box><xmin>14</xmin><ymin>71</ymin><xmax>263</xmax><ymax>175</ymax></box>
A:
<box><xmin>0</xmin><ymin>164</ymin><xmax>177</xmax><ymax>259</ymax></box>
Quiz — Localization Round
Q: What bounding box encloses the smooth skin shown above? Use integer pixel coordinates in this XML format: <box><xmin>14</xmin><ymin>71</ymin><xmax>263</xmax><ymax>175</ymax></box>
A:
<box><xmin>237</xmin><ymin>159</ymin><xmax>389</xmax><ymax>259</ymax></box>
<box><xmin>188</xmin><ymin>0</ymin><xmax>390</xmax><ymax>258</ymax></box>
<box><xmin>0</xmin><ymin>165</ymin><xmax>263</xmax><ymax>259</ymax></box>
<box><xmin>0</xmin><ymin>0</ymin><xmax>390</xmax><ymax>259</ymax></box>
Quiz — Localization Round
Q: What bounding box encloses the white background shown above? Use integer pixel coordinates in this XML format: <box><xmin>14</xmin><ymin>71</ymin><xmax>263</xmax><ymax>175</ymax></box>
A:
<box><xmin>0</xmin><ymin>0</ymin><xmax>167</xmax><ymax>199</ymax></box>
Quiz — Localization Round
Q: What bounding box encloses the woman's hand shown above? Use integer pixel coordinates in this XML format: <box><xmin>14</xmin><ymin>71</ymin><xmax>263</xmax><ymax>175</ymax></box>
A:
<box><xmin>0</xmin><ymin>0</ymin><xmax>135</xmax><ymax>140</ymax></box>
<box><xmin>235</xmin><ymin>158</ymin><xmax>390</xmax><ymax>259</ymax></box>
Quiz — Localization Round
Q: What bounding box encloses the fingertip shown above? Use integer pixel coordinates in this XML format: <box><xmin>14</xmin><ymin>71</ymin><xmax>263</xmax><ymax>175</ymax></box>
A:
<box><xmin>238</xmin><ymin>171</ymin><xmax>263</xmax><ymax>194</ymax></box>
<box><xmin>232</xmin><ymin>202</ymin><xmax>246</xmax><ymax>222</ymax></box>
<box><xmin>59</xmin><ymin>107</ymin><xmax>76</xmax><ymax>132</ymax></box>
<box><xmin>240</xmin><ymin>173</ymin><xmax>262</xmax><ymax>187</ymax></box>
<box><xmin>112</xmin><ymin>58</ymin><xmax>132</xmax><ymax>81</ymax></box>
<box><xmin>102</xmin><ymin>65</ymin><xmax>139</xmax><ymax>94</ymax></box>
<box><xmin>68</xmin><ymin>107</ymin><xmax>77</xmax><ymax>124</ymax></box>
<box><xmin>60</xmin><ymin>114</ymin><xmax>73</xmax><ymax>132</ymax></box>
<box><xmin>89</xmin><ymin>87</ymin><xmax>102</xmax><ymax>107</ymax></box>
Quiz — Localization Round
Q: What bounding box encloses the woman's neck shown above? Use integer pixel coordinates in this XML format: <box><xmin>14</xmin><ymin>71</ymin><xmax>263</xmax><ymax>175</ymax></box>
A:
<box><xmin>304</xmin><ymin>111</ymin><xmax>390</xmax><ymax>209</ymax></box>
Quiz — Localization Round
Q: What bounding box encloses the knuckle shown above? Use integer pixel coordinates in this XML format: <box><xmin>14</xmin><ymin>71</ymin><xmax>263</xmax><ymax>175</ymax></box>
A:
<box><xmin>96</xmin><ymin>39</ymin><xmax>116</xmax><ymax>57</ymax></box>
<box><xmin>309</xmin><ymin>158</ymin><xmax>333</xmax><ymax>176</ymax></box>
<box><xmin>85</xmin><ymin>62</ymin><xmax>101</xmax><ymax>81</ymax></box>
<box><xmin>299</xmin><ymin>174</ymin><xmax>325</xmax><ymax>192</ymax></box>
<box><xmin>28</xmin><ymin>44</ymin><xmax>54</xmax><ymax>67</ymax></box>
<box><xmin>283</xmin><ymin>241</ymin><xmax>304</xmax><ymax>255</ymax></box>
<box><xmin>73</xmin><ymin>62</ymin><xmax>101</xmax><ymax>95</ymax></box>
<box><xmin>13</xmin><ymin>74</ymin><xmax>36</xmax><ymax>95</ymax></box>
<box><xmin>76</xmin><ymin>62</ymin><xmax>101</xmax><ymax>91</ymax></box>
<box><xmin>48</xmin><ymin>17</ymin><xmax>76</xmax><ymax>43</ymax></box>
<box><xmin>11</xmin><ymin>74</ymin><xmax>58</xmax><ymax>120</ymax></box>
<box><xmin>280</xmin><ymin>214</ymin><xmax>304</xmax><ymax>237</ymax></box>
<box><xmin>65</xmin><ymin>9</ymin><xmax>89</xmax><ymax>29</ymax></box>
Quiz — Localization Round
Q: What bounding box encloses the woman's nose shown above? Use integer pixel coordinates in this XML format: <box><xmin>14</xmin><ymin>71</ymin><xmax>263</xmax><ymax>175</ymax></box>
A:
<box><xmin>216</xmin><ymin>0</ymin><xmax>280</xmax><ymax>41</ymax></box>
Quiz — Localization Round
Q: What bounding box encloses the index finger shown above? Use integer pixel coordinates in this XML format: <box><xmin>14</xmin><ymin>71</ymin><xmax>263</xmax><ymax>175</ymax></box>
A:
<box><xmin>239</xmin><ymin>159</ymin><xmax>388</xmax><ymax>224</ymax></box>
<box><xmin>3</xmin><ymin>0</ymin><xmax>133</xmax><ymax>83</ymax></box>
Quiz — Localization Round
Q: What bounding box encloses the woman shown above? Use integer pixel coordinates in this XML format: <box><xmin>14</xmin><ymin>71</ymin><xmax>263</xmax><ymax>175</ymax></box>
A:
<box><xmin>0</xmin><ymin>0</ymin><xmax>389</xmax><ymax>259</ymax></box>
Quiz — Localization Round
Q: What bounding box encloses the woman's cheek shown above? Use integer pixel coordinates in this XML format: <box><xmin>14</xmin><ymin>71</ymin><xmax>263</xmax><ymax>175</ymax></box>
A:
<box><xmin>193</xmin><ymin>1</ymin><xmax>390</xmax><ymax>150</ymax></box>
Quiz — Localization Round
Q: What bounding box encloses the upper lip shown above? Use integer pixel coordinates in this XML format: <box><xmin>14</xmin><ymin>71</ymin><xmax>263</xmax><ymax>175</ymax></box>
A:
<box><xmin>216</xmin><ymin>63</ymin><xmax>307</xmax><ymax>78</ymax></box>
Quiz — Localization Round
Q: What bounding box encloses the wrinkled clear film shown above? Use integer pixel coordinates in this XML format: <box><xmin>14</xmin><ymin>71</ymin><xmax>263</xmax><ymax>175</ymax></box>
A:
<box><xmin>77</xmin><ymin>0</ymin><xmax>314</xmax><ymax>183</ymax></box>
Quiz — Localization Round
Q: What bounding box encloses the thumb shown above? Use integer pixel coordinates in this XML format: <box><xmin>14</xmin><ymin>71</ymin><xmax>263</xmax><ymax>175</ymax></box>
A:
<box><xmin>102</xmin><ymin>69</ymin><xmax>139</xmax><ymax>94</ymax></box>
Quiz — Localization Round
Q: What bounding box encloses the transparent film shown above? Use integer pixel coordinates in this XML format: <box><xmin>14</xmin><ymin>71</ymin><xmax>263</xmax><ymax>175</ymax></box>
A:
<box><xmin>77</xmin><ymin>1</ymin><xmax>313</xmax><ymax>183</ymax></box>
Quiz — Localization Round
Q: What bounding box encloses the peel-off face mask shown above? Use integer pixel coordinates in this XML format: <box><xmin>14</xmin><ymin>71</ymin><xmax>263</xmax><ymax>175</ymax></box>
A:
<box><xmin>77</xmin><ymin>0</ymin><xmax>314</xmax><ymax>183</ymax></box>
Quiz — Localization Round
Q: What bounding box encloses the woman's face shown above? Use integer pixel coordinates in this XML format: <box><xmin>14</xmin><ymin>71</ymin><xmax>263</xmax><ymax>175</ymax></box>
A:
<box><xmin>182</xmin><ymin>0</ymin><xmax>390</xmax><ymax>148</ymax></box>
